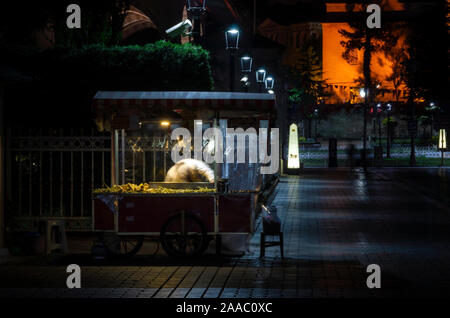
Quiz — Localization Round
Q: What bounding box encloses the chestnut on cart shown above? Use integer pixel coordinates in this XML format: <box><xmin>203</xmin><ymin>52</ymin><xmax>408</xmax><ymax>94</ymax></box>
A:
<box><xmin>91</xmin><ymin>91</ymin><xmax>275</xmax><ymax>258</ymax></box>
<box><xmin>94</xmin><ymin>180</ymin><xmax>257</xmax><ymax>258</ymax></box>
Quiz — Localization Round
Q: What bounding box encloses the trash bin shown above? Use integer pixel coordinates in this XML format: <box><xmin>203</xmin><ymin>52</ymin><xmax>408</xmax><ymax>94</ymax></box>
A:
<box><xmin>329</xmin><ymin>138</ymin><xmax>338</xmax><ymax>167</ymax></box>
<box><xmin>373</xmin><ymin>146</ymin><xmax>383</xmax><ymax>166</ymax></box>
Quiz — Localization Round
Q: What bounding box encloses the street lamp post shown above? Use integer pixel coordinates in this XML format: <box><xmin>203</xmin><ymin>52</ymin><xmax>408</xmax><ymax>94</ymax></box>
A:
<box><xmin>314</xmin><ymin>108</ymin><xmax>319</xmax><ymax>139</ymax></box>
<box><xmin>439</xmin><ymin>129</ymin><xmax>447</xmax><ymax>166</ymax></box>
<box><xmin>428</xmin><ymin>102</ymin><xmax>438</xmax><ymax>138</ymax></box>
<box><xmin>187</xmin><ymin>0</ymin><xmax>207</xmax><ymax>44</ymax></box>
<box><xmin>256</xmin><ymin>68</ymin><xmax>266</xmax><ymax>93</ymax></box>
<box><xmin>240</xmin><ymin>55</ymin><xmax>252</xmax><ymax>92</ymax></box>
<box><xmin>240</xmin><ymin>55</ymin><xmax>252</xmax><ymax>73</ymax></box>
<box><xmin>225</xmin><ymin>27</ymin><xmax>240</xmax><ymax>92</ymax></box>
<box><xmin>264</xmin><ymin>76</ymin><xmax>274</xmax><ymax>91</ymax></box>
<box><xmin>376</xmin><ymin>103</ymin><xmax>382</xmax><ymax>147</ymax></box>
<box><xmin>386</xmin><ymin>103</ymin><xmax>392</xmax><ymax>159</ymax></box>
<box><xmin>360</xmin><ymin>88</ymin><xmax>368</xmax><ymax>168</ymax></box>
<box><xmin>409</xmin><ymin>108</ymin><xmax>417</xmax><ymax>167</ymax></box>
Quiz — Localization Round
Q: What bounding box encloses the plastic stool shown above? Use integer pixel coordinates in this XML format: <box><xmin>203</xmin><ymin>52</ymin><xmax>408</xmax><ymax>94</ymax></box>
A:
<box><xmin>260</xmin><ymin>232</ymin><xmax>284</xmax><ymax>258</ymax></box>
<box><xmin>45</xmin><ymin>220</ymin><xmax>68</xmax><ymax>254</ymax></box>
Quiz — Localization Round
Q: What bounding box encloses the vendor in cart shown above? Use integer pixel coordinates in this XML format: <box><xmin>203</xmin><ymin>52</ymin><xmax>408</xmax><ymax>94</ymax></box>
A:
<box><xmin>165</xmin><ymin>158</ymin><xmax>214</xmax><ymax>183</ymax></box>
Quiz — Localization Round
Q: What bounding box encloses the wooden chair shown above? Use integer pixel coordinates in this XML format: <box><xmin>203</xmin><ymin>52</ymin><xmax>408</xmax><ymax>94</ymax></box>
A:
<box><xmin>260</xmin><ymin>231</ymin><xmax>284</xmax><ymax>258</ymax></box>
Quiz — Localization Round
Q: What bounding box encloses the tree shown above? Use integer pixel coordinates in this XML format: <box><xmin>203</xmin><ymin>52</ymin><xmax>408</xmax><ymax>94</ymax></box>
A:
<box><xmin>2</xmin><ymin>41</ymin><xmax>214</xmax><ymax>128</ymax></box>
<box><xmin>290</xmin><ymin>45</ymin><xmax>325</xmax><ymax>105</ymax></box>
<box><xmin>288</xmin><ymin>44</ymin><xmax>326</xmax><ymax>119</ymax></box>
<box><xmin>339</xmin><ymin>1</ymin><xmax>398</xmax><ymax>99</ymax></box>
<box><xmin>53</xmin><ymin>0</ymin><xmax>130</xmax><ymax>47</ymax></box>
<box><xmin>288</xmin><ymin>44</ymin><xmax>326</xmax><ymax>139</ymax></box>
<box><xmin>339</xmin><ymin>0</ymin><xmax>398</xmax><ymax>167</ymax></box>
<box><xmin>402</xmin><ymin>2</ymin><xmax>447</xmax><ymax>165</ymax></box>
<box><xmin>418</xmin><ymin>103</ymin><xmax>440</xmax><ymax>138</ymax></box>
<box><xmin>402</xmin><ymin>1</ymin><xmax>448</xmax><ymax>111</ymax></box>
<box><xmin>386</xmin><ymin>47</ymin><xmax>407</xmax><ymax>102</ymax></box>
<box><xmin>382</xmin><ymin>116</ymin><xmax>397</xmax><ymax>142</ymax></box>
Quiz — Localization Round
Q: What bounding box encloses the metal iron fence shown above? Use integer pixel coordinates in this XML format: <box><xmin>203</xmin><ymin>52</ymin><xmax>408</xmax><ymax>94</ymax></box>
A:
<box><xmin>7</xmin><ymin>127</ymin><xmax>284</xmax><ymax>231</ymax></box>
<box><xmin>7</xmin><ymin>129</ymin><xmax>175</xmax><ymax>231</ymax></box>
<box><xmin>298</xmin><ymin>143</ymin><xmax>447</xmax><ymax>168</ymax></box>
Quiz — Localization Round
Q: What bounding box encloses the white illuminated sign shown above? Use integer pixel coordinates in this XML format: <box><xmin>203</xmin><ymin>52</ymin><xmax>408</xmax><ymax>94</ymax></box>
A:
<box><xmin>439</xmin><ymin>129</ymin><xmax>447</xmax><ymax>150</ymax></box>
<box><xmin>288</xmin><ymin>123</ymin><xmax>300</xmax><ymax>169</ymax></box>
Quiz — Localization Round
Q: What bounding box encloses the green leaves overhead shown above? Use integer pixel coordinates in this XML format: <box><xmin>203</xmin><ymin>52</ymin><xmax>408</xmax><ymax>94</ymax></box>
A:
<box><xmin>338</xmin><ymin>0</ymin><xmax>398</xmax><ymax>101</ymax></box>
<box><xmin>6</xmin><ymin>41</ymin><xmax>214</xmax><ymax>91</ymax></box>
<box><xmin>289</xmin><ymin>44</ymin><xmax>326</xmax><ymax>107</ymax></box>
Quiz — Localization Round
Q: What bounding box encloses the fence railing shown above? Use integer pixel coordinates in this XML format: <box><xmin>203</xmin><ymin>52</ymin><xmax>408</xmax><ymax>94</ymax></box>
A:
<box><xmin>7</xmin><ymin>130</ymin><xmax>176</xmax><ymax>231</ymax></box>
<box><xmin>298</xmin><ymin>144</ymin><xmax>447</xmax><ymax>168</ymax></box>
<box><xmin>121</xmin><ymin>135</ymin><xmax>175</xmax><ymax>185</ymax></box>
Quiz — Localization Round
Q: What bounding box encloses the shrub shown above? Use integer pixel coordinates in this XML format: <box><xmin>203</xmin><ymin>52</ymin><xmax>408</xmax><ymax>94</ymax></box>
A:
<box><xmin>317</xmin><ymin>108</ymin><xmax>364</xmax><ymax>139</ymax></box>
<box><xmin>3</xmin><ymin>41</ymin><xmax>214</xmax><ymax>91</ymax></box>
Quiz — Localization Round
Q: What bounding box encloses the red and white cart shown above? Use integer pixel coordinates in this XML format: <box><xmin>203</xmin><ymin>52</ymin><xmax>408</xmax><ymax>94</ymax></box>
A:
<box><xmin>93</xmin><ymin>185</ymin><xmax>257</xmax><ymax>257</ymax></box>
<box><xmin>92</xmin><ymin>91</ymin><xmax>275</xmax><ymax>257</ymax></box>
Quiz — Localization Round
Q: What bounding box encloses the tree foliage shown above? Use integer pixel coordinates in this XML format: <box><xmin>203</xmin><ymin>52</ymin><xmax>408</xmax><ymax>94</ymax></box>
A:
<box><xmin>2</xmin><ymin>41</ymin><xmax>214</xmax><ymax>129</ymax></box>
<box><xmin>385</xmin><ymin>46</ymin><xmax>407</xmax><ymax>102</ymax></box>
<box><xmin>4</xmin><ymin>41</ymin><xmax>214</xmax><ymax>91</ymax></box>
<box><xmin>288</xmin><ymin>44</ymin><xmax>326</xmax><ymax>114</ymax></box>
<box><xmin>402</xmin><ymin>2</ymin><xmax>448</xmax><ymax>110</ymax></box>
<box><xmin>54</xmin><ymin>0</ymin><xmax>130</xmax><ymax>47</ymax></box>
<box><xmin>339</xmin><ymin>0</ymin><xmax>398</xmax><ymax>102</ymax></box>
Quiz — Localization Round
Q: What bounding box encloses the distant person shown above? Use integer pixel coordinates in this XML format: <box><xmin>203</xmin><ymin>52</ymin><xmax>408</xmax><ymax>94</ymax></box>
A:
<box><xmin>165</xmin><ymin>158</ymin><xmax>214</xmax><ymax>183</ymax></box>
<box><xmin>347</xmin><ymin>144</ymin><xmax>356</xmax><ymax>169</ymax></box>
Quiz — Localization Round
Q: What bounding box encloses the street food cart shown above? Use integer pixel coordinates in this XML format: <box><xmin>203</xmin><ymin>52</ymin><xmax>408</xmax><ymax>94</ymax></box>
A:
<box><xmin>91</xmin><ymin>91</ymin><xmax>275</xmax><ymax>257</ymax></box>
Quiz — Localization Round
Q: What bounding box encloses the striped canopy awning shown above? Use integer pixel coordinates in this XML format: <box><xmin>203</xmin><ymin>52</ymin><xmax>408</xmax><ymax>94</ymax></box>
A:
<box><xmin>93</xmin><ymin>91</ymin><xmax>276</xmax><ymax>113</ymax></box>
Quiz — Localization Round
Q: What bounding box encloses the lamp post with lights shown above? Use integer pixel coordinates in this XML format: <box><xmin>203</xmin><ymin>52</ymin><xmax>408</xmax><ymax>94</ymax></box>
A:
<box><xmin>359</xmin><ymin>87</ymin><xmax>368</xmax><ymax>168</ymax></box>
<box><xmin>240</xmin><ymin>55</ymin><xmax>252</xmax><ymax>92</ymax></box>
<box><xmin>225</xmin><ymin>26</ymin><xmax>240</xmax><ymax>92</ymax></box>
<box><xmin>439</xmin><ymin>129</ymin><xmax>447</xmax><ymax>166</ymax></box>
<box><xmin>186</xmin><ymin>0</ymin><xmax>207</xmax><ymax>44</ymax></box>
<box><xmin>386</xmin><ymin>103</ymin><xmax>392</xmax><ymax>159</ymax></box>
<box><xmin>428</xmin><ymin>102</ymin><xmax>439</xmax><ymax>138</ymax></box>
<box><xmin>265</xmin><ymin>76</ymin><xmax>274</xmax><ymax>93</ymax></box>
<box><xmin>314</xmin><ymin>108</ymin><xmax>319</xmax><ymax>139</ymax></box>
<box><xmin>256</xmin><ymin>68</ymin><xmax>266</xmax><ymax>93</ymax></box>
<box><xmin>376</xmin><ymin>103</ymin><xmax>382</xmax><ymax>147</ymax></box>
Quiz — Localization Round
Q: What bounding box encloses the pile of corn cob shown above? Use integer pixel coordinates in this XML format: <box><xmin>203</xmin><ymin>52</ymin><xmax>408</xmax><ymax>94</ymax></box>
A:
<box><xmin>93</xmin><ymin>183</ymin><xmax>215</xmax><ymax>194</ymax></box>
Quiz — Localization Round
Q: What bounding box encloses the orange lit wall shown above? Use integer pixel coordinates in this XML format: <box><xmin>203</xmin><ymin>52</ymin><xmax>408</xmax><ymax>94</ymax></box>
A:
<box><xmin>322</xmin><ymin>22</ymin><xmax>359</xmax><ymax>104</ymax></box>
<box><xmin>326</xmin><ymin>0</ymin><xmax>404</xmax><ymax>13</ymax></box>
<box><xmin>258</xmin><ymin>1</ymin><xmax>409</xmax><ymax>104</ymax></box>
<box><xmin>322</xmin><ymin>22</ymin><xmax>408</xmax><ymax>104</ymax></box>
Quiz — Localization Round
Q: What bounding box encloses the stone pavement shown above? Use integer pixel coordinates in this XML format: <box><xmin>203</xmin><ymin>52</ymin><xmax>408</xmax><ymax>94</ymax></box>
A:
<box><xmin>1</xmin><ymin>168</ymin><xmax>450</xmax><ymax>298</ymax></box>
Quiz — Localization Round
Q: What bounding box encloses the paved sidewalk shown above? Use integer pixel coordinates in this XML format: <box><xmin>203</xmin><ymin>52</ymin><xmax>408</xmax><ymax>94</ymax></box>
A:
<box><xmin>1</xmin><ymin>168</ymin><xmax>450</xmax><ymax>298</ymax></box>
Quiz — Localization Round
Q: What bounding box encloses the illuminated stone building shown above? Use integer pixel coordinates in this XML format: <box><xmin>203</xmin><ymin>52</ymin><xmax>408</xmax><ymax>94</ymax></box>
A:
<box><xmin>258</xmin><ymin>0</ymin><xmax>409</xmax><ymax>105</ymax></box>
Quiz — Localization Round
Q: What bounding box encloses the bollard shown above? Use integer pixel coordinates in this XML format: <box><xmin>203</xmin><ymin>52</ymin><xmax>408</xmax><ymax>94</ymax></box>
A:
<box><xmin>373</xmin><ymin>146</ymin><xmax>383</xmax><ymax>166</ymax></box>
<box><xmin>328</xmin><ymin>138</ymin><xmax>338</xmax><ymax>168</ymax></box>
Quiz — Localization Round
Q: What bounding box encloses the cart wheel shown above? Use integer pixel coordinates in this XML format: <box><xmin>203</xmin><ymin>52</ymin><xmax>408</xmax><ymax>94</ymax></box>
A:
<box><xmin>102</xmin><ymin>233</ymin><xmax>144</xmax><ymax>257</ymax></box>
<box><xmin>160</xmin><ymin>213</ymin><xmax>208</xmax><ymax>257</ymax></box>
